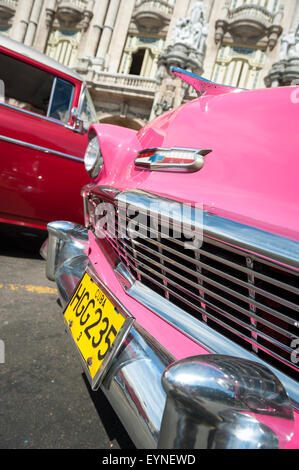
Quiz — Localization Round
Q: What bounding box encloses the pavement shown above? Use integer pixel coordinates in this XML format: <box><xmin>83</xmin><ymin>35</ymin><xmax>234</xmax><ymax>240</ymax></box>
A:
<box><xmin>0</xmin><ymin>223</ymin><xmax>134</xmax><ymax>450</ymax></box>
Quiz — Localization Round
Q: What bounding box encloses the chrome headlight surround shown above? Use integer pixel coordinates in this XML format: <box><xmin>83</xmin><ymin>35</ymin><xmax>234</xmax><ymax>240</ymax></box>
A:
<box><xmin>84</xmin><ymin>136</ymin><xmax>103</xmax><ymax>179</ymax></box>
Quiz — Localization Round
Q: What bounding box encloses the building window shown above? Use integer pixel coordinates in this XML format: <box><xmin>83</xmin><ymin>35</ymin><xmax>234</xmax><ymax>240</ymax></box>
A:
<box><xmin>46</xmin><ymin>29</ymin><xmax>81</xmax><ymax>68</ymax></box>
<box><xmin>129</xmin><ymin>48</ymin><xmax>146</xmax><ymax>75</ymax></box>
<box><xmin>212</xmin><ymin>45</ymin><xmax>266</xmax><ymax>89</ymax></box>
<box><xmin>119</xmin><ymin>35</ymin><xmax>164</xmax><ymax>78</ymax></box>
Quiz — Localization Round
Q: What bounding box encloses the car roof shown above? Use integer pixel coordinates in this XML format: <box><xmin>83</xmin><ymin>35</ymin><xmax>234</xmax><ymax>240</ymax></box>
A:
<box><xmin>0</xmin><ymin>34</ymin><xmax>82</xmax><ymax>81</ymax></box>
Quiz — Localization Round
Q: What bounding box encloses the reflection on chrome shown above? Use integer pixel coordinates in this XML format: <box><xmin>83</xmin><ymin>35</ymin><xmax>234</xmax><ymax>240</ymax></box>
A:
<box><xmin>158</xmin><ymin>355</ymin><xmax>294</xmax><ymax>449</ymax></box>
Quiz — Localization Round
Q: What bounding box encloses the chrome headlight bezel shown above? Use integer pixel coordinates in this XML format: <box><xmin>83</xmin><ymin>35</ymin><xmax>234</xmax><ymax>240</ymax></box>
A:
<box><xmin>84</xmin><ymin>136</ymin><xmax>103</xmax><ymax>179</ymax></box>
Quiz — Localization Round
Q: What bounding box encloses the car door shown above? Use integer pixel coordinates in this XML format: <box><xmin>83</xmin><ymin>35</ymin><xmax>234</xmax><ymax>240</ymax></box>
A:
<box><xmin>0</xmin><ymin>49</ymin><xmax>89</xmax><ymax>229</ymax></box>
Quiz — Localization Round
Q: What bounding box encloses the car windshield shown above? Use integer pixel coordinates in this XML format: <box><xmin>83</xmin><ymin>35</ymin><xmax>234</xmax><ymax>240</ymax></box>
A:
<box><xmin>79</xmin><ymin>88</ymin><xmax>98</xmax><ymax>130</ymax></box>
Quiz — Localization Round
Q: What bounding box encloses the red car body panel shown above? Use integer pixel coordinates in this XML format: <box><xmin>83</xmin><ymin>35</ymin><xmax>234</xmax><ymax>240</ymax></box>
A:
<box><xmin>0</xmin><ymin>39</ymin><xmax>90</xmax><ymax>230</ymax></box>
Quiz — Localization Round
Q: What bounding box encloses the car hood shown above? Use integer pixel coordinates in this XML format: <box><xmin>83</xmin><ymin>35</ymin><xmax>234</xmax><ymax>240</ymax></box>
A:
<box><xmin>95</xmin><ymin>86</ymin><xmax>299</xmax><ymax>242</ymax></box>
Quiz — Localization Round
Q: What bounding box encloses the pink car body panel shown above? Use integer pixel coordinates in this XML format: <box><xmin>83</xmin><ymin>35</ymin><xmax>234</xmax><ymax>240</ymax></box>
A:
<box><xmin>92</xmin><ymin>85</ymin><xmax>299</xmax><ymax>243</ymax></box>
<box><xmin>85</xmin><ymin>83</ymin><xmax>299</xmax><ymax>448</ymax></box>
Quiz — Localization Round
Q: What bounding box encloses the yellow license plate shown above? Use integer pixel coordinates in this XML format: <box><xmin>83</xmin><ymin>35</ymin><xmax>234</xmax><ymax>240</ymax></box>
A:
<box><xmin>64</xmin><ymin>270</ymin><xmax>134</xmax><ymax>390</ymax></box>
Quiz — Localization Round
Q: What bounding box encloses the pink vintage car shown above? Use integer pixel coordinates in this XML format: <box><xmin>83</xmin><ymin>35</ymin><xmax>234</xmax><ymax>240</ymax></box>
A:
<box><xmin>42</xmin><ymin>68</ymin><xmax>299</xmax><ymax>449</ymax></box>
<box><xmin>0</xmin><ymin>34</ymin><xmax>98</xmax><ymax>230</ymax></box>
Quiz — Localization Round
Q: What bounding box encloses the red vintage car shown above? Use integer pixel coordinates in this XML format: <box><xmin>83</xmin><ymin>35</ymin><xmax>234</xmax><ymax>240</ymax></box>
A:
<box><xmin>0</xmin><ymin>34</ymin><xmax>98</xmax><ymax>230</ymax></box>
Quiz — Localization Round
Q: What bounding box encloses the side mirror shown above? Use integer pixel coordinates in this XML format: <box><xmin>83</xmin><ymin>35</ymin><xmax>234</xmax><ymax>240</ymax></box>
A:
<box><xmin>71</xmin><ymin>107</ymin><xmax>85</xmax><ymax>133</ymax></box>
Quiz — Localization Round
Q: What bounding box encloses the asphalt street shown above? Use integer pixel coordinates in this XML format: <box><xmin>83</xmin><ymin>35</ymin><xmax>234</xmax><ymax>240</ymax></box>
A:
<box><xmin>0</xmin><ymin>223</ymin><xmax>134</xmax><ymax>450</ymax></box>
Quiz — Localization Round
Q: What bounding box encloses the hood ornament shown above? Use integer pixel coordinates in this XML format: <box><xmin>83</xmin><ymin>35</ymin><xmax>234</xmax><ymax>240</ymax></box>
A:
<box><xmin>135</xmin><ymin>147</ymin><xmax>212</xmax><ymax>172</ymax></box>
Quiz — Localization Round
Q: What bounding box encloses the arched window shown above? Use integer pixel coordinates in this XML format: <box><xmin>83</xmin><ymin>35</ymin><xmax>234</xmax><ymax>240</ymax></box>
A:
<box><xmin>46</xmin><ymin>29</ymin><xmax>81</xmax><ymax>68</ymax></box>
<box><xmin>212</xmin><ymin>45</ymin><xmax>266</xmax><ymax>89</ymax></box>
<box><xmin>119</xmin><ymin>35</ymin><xmax>164</xmax><ymax>78</ymax></box>
<box><xmin>129</xmin><ymin>48</ymin><xmax>146</xmax><ymax>75</ymax></box>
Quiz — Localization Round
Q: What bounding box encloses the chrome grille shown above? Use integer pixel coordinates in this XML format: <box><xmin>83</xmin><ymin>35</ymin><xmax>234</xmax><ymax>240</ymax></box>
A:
<box><xmin>91</xmin><ymin>195</ymin><xmax>299</xmax><ymax>381</ymax></box>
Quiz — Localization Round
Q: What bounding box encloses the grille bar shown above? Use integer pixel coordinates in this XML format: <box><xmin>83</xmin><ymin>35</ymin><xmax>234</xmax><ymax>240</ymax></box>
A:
<box><xmin>109</xmin><ymin>228</ymin><xmax>298</xmax><ymax>328</ymax></box>
<box><xmin>115</xmin><ymin>238</ymin><xmax>296</xmax><ymax>343</ymax></box>
<box><xmin>126</xmin><ymin>235</ymin><xmax>298</xmax><ymax>313</ymax></box>
<box><xmin>113</xmin><ymin>213</ymin><xmax>299</xmax><ymax>296</ymax></box>
<box><xmin>133</xmin><ymin>264</ymin><xmax>298</xmax><ymax>371</ymax></box>
<box><xmin>96</xmin><ymin>197</ymin><xmax>299</xmax><ymax>381</ymax></box>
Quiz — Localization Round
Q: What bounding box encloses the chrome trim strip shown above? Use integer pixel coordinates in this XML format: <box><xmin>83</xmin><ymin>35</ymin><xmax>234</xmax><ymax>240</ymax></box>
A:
<box><xmin>47</xmin><ymin>77</ymin><xmax>57</xmax><ymax>118</ymax></box>
<box><xmin>0</xmin><ymin>101</ymin><xmax>69</xmax><ymax>128</ymax></box>
<box><xmin>66</xmin><ymin>81</ymin><xmax>75</xmax><ymax>124</ymax></box>
<box><xmin>115</xmin><ymin>190</ymin><xmax>299</xmax><ymax>271</ymax></box>
<box><xmin>78</xmin><ymin>83</ymin><xmax>86</xmax><ymax>118</ymax></box>
<box><xmin>0</xmin><ymin>134</ymin><xmax>83</xmax><ymax>163</ymax></box>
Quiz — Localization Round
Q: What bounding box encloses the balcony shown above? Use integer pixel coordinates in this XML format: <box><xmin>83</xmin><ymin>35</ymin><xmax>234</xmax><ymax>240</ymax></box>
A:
<box><xmin>133</xmin><ymin>0</ymin><xmax>174</xmax><ymax>30</ymax></box>
<box><xmin>56</xmin><ymin>0</ymin><xmax>86</xmax><ymax>26</ymax></box>
<box><xmin>84</xmin><ymin>69</ymin><xmax>158</xmax><ymax>99</ymax></box>
<box><xmin>215</xmin><ymin>3</ymin><xmax>283</xmax><ymax>48</ymax></box>
<box><xmin>0</xmin><ymin>0</ymin><xmax>18</xmax><ymax>20</ymax></box>
<box><xmin>228</xmin><ymin>4</ymin><xmax>274</xmax><ymax>37</ymax></box>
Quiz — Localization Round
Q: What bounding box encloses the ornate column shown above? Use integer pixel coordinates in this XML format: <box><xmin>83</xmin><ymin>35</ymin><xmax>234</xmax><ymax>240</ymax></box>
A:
<box><xmin>24</xmin><ymin>0</ymin><xmax>44</xmax><ymax>47</ymax></box>
<box><xmin>83</xmin><ymin>0</ymin><xmax>109</xmax><ymax>58</ymax></box>
<box><xmin>94</xmin><ymin>0</ymin><xmax>121</xmax><ymax>71</ymax></box>
<box><xmin>10</xmin><ymin>0</ymin><xmax>35</xmax><ymax>43</ymax></box>
<box><xmin>31</xmin><ymin>0</ymin><xmax>57</xmax><ymax>53</ymax></box>
<box><xmin>45</xmin><ymin>0</ymin><xmax>57</xmax><ymax>28</ymax></box>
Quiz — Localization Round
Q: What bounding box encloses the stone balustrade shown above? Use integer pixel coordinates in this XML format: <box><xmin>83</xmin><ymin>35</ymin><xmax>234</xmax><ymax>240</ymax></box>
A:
<box><xmin>228</xmin><ymin>4</ymin><xmax>274</xmax><ymax>28</ymax></box>
<box><xmin>84</xmin><ymin>70</ymin><xmax>158</xmax><ymax>99</ymax></box>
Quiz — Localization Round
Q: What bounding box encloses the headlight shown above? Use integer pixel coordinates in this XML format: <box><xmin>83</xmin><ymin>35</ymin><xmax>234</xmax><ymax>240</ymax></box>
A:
<box><xmin>84</xmin><ymin>136</ymin><xmax>103</xmax><ymax>178</ymax></box>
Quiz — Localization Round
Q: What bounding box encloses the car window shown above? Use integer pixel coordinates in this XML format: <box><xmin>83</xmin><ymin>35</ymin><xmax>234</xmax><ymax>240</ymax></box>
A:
<box><xmin>79</xmin><ymin>88</ymin><xmax>98</xmax><ymax>130</ymax></box>
<box><xmin>48</xmin><ymin>77</ymin><xmax>74</xmax><ymax>123</ymax></box>
<box><xmin>0</xmin><ymin>52</ymin><xmax>54</xmax><ymax>116</ymax></box>
<box><xmin>0</xmin><ymin>52</ymin><xmax>75</xmax><ymax>123</ymax></box>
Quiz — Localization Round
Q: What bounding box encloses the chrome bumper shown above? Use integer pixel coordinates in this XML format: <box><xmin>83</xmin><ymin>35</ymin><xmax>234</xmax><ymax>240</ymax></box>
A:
<box><xmin>43</xmin><ymin>221</ymin><xmax>295</xmax><ymax>449</ymax></box>
<box><xmin>42</xmin><ymin>221</ymin><xmax>172</xmax><ymax>449</ymax></box>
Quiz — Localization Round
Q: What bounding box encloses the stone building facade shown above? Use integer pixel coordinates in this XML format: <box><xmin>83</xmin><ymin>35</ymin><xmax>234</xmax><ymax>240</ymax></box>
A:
<box><xmin>1</xmin><ymin>0</ymin><xmax>299</xmax><ymax>129</ymax></box>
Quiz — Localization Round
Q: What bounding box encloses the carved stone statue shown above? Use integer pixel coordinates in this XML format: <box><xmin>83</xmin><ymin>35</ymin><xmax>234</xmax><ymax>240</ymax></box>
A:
<box><xmin>188</xmin><ymin>0</ymin><xmax>206</xmax><ymax>25</ymax></box>
<box><xmin>170</xmin><ymin>0</ymin><xmax>208</xmax><ymax>53</ymax></box>
<box><xmin>280</xmin><ymin>24</ymin><xmax>299</xmax><ymax>60</ymax></box>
